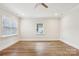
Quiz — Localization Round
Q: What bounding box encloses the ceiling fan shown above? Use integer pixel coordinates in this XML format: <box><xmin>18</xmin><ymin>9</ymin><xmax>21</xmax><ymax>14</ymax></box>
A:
<box><xmin>35</xmin><ymin>3</ymin><xmax>48</xmax><ymax>8</ymax></box>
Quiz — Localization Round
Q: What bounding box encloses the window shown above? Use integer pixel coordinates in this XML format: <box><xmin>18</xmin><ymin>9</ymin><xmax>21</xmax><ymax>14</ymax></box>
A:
<box><xmin>2</xmin><ymin>16</ymin><xmax>17</xmax><ymax>35</ymax></box>
<box><xmin>36</xmin><ymin>23</ymin><xmax>44</xmax><ymax>34</ymax></box>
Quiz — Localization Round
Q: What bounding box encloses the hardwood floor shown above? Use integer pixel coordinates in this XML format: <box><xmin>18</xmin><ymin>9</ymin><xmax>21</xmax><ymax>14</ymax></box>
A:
<box><xmin>0</xmin><ymin>40</ymin><xmax>79</xmax><ymax>56</ymax></box>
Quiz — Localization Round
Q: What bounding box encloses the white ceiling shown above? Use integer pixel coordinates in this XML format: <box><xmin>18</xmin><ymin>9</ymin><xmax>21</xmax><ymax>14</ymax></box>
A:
<box><xmin>0</xmin><ymin>3</ymin><xmax>79</xmax><ymax>18</ymax></box>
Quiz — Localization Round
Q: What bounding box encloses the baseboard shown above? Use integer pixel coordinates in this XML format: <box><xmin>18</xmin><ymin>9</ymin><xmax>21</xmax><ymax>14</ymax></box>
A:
<box><xmin>19</xmin><ymin>39</ymin><xmax>59</xmax><ymax>41</ymax></box>
<box><xmin>61</xmin><ymin>39</ymin><xmax>79</xmax><ymax>49</ymax></box>
<box><xmin>0</xmin><ymin>40</ymin><xmax>18</xmax><ymax>51</ymax></box>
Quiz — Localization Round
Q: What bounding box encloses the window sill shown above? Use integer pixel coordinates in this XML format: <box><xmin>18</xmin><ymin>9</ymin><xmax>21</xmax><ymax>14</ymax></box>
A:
<box><xmin>0</xmin><ymin>34</ymin><xmax>17</xmax><ymax>38</ymax></box>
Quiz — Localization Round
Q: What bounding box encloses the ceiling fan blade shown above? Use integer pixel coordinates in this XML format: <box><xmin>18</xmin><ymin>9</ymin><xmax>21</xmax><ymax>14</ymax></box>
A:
<box><xmin>41</xmin><ymin>3</ymin><xmax>48</xmax><ymax>8</ymax></box>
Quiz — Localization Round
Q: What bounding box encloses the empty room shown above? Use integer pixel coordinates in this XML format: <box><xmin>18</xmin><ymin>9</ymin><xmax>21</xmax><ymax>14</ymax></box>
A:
<box><xmin>0</xmin><ymin>3</ymin><xmax>79</xmax><ymax>56</ymax></box>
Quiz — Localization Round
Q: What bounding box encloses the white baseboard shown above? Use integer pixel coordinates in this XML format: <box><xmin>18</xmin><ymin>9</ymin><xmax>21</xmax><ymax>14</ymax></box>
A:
<box><xmin>0</xmin><ymin>40</ymin><xmax>18</xmax><ymax>51</ymax></box>
<box><xmin>19</xmin><ymin>39</ymin><xmax>59</xmax><ymax>41</ymax></box>
<box><xmin>61</xmin><ymin>39</ymin><xmax>79</xmax><ymax>49</ymax></box>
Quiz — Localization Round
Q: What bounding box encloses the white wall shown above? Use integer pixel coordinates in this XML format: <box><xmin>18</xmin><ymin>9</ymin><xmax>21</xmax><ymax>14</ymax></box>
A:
<box><xmin>0</xmin><ymin>36</ymin><xmax>18</xmax><ymax>51</ymax></box>
<box><xmin>0</xmin><ymin>9</ymin><xmax>19</xmax><ymax>51</ymax></box>
<box><xmin>61</xmin><ymin>5</ymin><xmax>79</xmax><ymax>49</ymax></box>
<box><xmin>20</xmin><ymin>18</ymin><xmax>60</xmax><ymax>41</ymax></box>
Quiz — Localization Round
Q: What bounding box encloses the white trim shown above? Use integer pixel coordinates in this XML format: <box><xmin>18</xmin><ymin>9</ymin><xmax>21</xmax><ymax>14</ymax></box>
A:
<box><xmin>19</xmin><ymin>39</ymin><xmax>59</xmax><ymax>41</ymax></box>
<box><xmin>61</xmin><ymin>39</ymin><xmax>79</xmax><ymax>49</ymax></box>
<box><xmin>0</xmin><ymin>34</ymin><xmax>17</xmax><ymax>38</ymax></box>
<box><xmin>0</xmin><ymin>40</ymin><xmax>18</xmax><ymax>51</ymax></box>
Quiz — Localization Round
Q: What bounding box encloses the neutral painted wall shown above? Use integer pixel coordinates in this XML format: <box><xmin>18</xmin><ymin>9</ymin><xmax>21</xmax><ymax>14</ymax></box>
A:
<box><xmin>0</xmin><ymin>36</ymin><xmax>18</xmax><ymax>51</ymax></box>
<box><xmin>0</xmin><ymin>9</ymin><xmax>19</xmax><ymax>51</ymax></box>
<box><xmin>61</xmin><ymin>5</ymin><xmax>79</xmax><ymax>49</ymax></box>
<box><xmin>20</xmin><ymin>18</ymin><xmax>60</xmax><ymax>41</ymax></box>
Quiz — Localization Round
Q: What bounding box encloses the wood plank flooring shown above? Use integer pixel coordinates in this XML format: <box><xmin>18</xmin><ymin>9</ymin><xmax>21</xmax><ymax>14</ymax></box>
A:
<box><xmin>0</xmin><ymin>40</ymin><xmax>79</xmax><ymax>56</ymax></box>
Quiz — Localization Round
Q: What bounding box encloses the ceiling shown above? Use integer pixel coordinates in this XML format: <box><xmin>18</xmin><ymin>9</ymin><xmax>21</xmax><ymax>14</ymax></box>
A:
<box><xmin>0</xmin><ymin>3</ymin><xmax>79</xmax><ymax>18</ymax></box>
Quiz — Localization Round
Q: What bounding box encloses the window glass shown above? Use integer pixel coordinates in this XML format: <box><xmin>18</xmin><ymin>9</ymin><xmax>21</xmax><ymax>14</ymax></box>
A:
<box><xmin>2</xmin><ymin>16</ymin><xmax>17</xmax><ymax>35</ymax></box>
<box><xmin>36</xmin><ymin>23</ymin><xmax>44</xmax><ymax>34</ymax></box>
